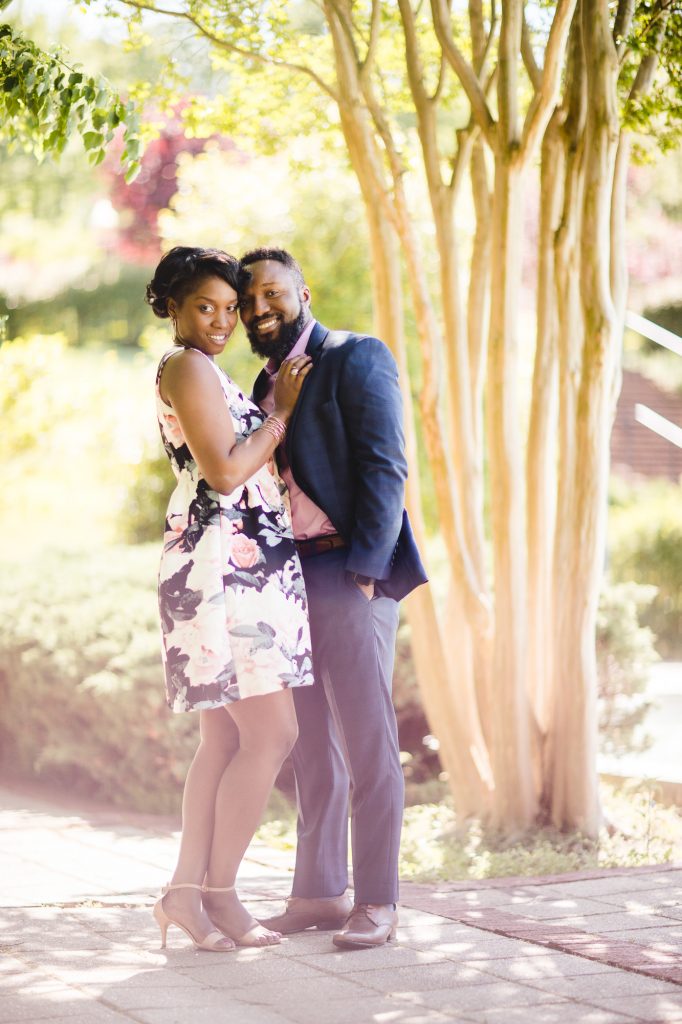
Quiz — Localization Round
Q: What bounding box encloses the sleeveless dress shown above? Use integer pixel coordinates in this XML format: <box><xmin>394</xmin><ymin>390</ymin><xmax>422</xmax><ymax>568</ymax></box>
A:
<box><xmin>155</xmin><ymin>348</ymin><xmax>314</xmax><ymax>713</ymax></box>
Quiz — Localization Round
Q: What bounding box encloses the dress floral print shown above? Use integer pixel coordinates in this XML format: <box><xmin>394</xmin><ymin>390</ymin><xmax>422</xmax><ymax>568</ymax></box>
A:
<box><xmin>155</xmin><ymin>348</ymin><xmax>314</xmax><ymax>712</ymax></box>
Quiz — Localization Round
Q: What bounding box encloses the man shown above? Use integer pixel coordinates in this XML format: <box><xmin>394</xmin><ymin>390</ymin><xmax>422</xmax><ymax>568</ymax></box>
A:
<box><xmin>238</xmin><ymin>248</ymin><xmax>427</xmax><ymax>949</ymax></box>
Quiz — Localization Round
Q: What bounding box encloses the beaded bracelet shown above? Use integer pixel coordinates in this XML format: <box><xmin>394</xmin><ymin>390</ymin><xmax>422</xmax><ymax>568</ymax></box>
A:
<box><xmin>261</xmin><ymin>414</ymin><xmax>287</xmax><ymax>446</ymax></box>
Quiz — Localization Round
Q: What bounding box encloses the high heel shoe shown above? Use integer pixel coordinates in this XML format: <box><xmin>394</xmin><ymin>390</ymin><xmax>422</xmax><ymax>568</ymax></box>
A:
<box><xmin>203</xmin><ymin>885</ymin><xmax>282</xmax><ymax>947</ymax></box>
<box><xmin>153</xmin><ymin>883</ymin><xmax>235</xmax><ymax>952</ymax></box>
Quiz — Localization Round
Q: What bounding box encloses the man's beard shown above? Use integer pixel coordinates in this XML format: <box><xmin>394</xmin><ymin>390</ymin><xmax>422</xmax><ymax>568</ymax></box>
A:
<box><xmin>246</xmin><ymin>307</ymin><xmax>309</xmax><ymax>364</ymax></box>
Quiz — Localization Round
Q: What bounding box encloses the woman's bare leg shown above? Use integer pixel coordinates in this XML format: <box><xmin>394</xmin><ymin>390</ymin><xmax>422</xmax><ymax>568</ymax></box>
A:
<box><xmin>162</xmin><ymin>706</ymin><xmax>238</xmax><ymax>945</ymax></box>
<box><xmin>203</xmin><ymin>688</ymin><xmax>298</xmax><ymax>945</ymax></box>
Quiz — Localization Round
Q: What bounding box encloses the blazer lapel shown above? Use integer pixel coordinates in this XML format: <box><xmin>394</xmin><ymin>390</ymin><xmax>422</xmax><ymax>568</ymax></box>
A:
<box><xmin>252</xmin><ymin>367</ymin><xmax>271</xmax><ymax>407</ymax></box>
<box><xmin>285</xmin><ymin>321</ymin><xmax>329</xmax><ymax>465</ymax></box>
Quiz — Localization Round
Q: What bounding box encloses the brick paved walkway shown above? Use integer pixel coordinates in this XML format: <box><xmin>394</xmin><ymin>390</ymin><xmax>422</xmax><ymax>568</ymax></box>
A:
<box><xmin>1</xmin><ymin>782</ymin><xmax>681</xmax><ymax>1024</ymax></box>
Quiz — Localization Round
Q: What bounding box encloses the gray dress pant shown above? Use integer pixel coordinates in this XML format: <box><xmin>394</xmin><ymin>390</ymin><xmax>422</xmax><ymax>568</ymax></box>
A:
<box><xmin>290</xmin><ymin>548</ymin><xmax>404</xmax><ymax>905</ymax></box>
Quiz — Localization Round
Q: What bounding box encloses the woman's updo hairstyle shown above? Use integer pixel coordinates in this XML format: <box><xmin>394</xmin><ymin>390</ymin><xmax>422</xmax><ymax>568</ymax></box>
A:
<box><xmin>145</xmin><ymin>246</ymin><xmax>239</xmax><ymax>319</ymax></box>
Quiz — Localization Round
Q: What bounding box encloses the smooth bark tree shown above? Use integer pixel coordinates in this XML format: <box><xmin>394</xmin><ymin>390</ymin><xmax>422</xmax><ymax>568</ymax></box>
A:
<box><xmin>62</xmin><ymin>0</ymin><xmax>682</xmax><ymax>833</ymax></box>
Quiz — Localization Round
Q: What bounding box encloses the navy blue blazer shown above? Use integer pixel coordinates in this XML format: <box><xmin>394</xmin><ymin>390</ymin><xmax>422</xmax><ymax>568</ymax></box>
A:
<box><xmin>253</xmin><ymin>321</ymin><xmax>427</xmax><ymax>602</ymax></box>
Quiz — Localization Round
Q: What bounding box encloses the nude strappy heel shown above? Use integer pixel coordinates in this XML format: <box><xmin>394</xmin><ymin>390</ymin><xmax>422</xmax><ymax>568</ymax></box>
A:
<box><xmin>202</xmin><ymin>885</ymin><xmax>282</xmax><ymax>947</ymax></box>
<box><xmin>153</xmin><ymin>883</ymin><xmax>235</xmax><ymax>952</ymax></box>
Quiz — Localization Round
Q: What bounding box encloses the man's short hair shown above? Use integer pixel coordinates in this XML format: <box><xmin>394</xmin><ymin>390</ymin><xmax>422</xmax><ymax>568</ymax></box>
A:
<box><xmin>238</xmin><ymin>247</ymin><xmax>306</xmax><ymax>290</ymax></box>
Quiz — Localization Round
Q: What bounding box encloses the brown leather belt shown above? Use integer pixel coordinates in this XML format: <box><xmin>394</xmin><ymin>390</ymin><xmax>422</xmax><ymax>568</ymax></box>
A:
<box><xmin>295</xmin><ymin>533</ymin><xmax>347</xmax><ymax>559</ymax></box>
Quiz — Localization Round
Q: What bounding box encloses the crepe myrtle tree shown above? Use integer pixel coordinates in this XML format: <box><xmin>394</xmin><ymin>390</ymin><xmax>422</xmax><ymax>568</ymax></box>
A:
<box><xmin>70</xmin><ymin>0</ymin><xmax>682</xmax><ymax>834</ymax></box>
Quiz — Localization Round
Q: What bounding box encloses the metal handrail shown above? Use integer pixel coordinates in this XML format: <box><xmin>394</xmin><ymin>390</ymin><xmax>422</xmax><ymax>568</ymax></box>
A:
<box><xmin>625</xmin><ymin>310</ymin><xmax>682</xmax><ymax>358</ymax></box>
<box><xmin>625</xmin><ymin>310</ymin><xmax>682</xmax><ymax>450</ymax></box>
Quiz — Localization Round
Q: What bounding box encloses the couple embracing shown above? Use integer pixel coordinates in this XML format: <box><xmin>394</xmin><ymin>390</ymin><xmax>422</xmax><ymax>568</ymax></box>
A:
<box><xmin>149</xmin><ymin>245</ymin><xmax>427</xmax><ymax>953</ymax></box>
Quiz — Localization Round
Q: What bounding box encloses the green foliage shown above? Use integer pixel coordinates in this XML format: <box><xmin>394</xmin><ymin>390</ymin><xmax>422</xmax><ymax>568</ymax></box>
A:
<box><xmin>608</xmin><ymin>479</ymin><xmax>682</xmax><ymax>657</ymax></box>
<box><xmin>0</xmin><ymin>332</ymin><xmax>67</xmax><ymax>458</ymax></box>
<box><xmin>596</xmin><ymin>582</ymin><xmax>659</xmax><ymax>756</ymax></box>
<box><xmin>0</xmin><ymin>333</ymin><xmax>159</xmax><ymax>551</ymax></box>
<box><xmin>0</xmin><ymin>545</ymin><xmax>196</xmax><ymax>814</ymax></box>
<box><xmin>0</xmin><ymin>542</ymin><xmax>439</xmax><ymax>816</ymax></box>
<box><xmin>393</xmin><ymin>575</ymin><xmax>661</xmax><ymax>777</ymax></box>
<box><xmin>258</xmin><ymin>781</ymin><xmax>681</xmax><ymax>880</ymax></box>
<box><xmin>0</xmin><ymin>21</ymin><xmax>142</xmax><ymax>179</ymax></box>
<box><xmin>120</xmin><ymin>442</ymin><xmax>170</xmax><ymax>544</ymax></box>
<box><xmin>620</xmin><ymin>1</ymin><xmax>682</xmax><ymax>154</ymax></box>
<box><xmin>0</xmin><ymin>536</ymin><xmax>663</xmax><ymax>839</ymax></box>
<box><xmin>5</xmin><ymin>265</ymin><xmax>155</xmax><ymax>348</ymax></box>
<box><xmin>78</xmin><ymin>0</ymin><xmax>470</xmax><ymax>166</ymax></box>
<box><xmin>77</xmin><ymin>0</ymin><xmax>682</xmax><ymax>171</ymax></box>
<box><xmin>397</xmin><ymin>780</ymin><xmax>680</xmax><ymax>881</ymax></box>
<box><xmin>158</xmin><ymin>142</ymin><xmax>374</xmax><ymax>333</ymax></box>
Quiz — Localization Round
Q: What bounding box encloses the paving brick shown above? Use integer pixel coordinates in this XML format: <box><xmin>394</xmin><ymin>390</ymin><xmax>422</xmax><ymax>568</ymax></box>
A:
<box><xmin>615</xmin><ymin>926</ymin><xmax>682</xmax><ymax>948</ymax></box>
<box><xmin>584</xmin><ymin>991</ymin><xmax>682</xmax><ymax>1022</ymax></box>
<box><xmin>544</xmin><ymin>874</ymin><xmax>682</xmax><ymax>899</ymax></box>
<box><xmin>468</xmin><ymin>953</ymin><xmax>621</xmax><ymax>983</ymax></box>
<box><xmin>133</xmin><ymin>1007</ymin><xmax>293</xmax><ymax>1024</ymax></box>
<box><xmin>507</xmin><ymin>898</ymin><xmax>619</xmax><ymax>921</ymax></box>
<box><xmin>250</xmin><ymin>994</ymin><xmax>456</xmax><ymax>1024</ymax></box>
<box><xmin>400</xmin><ymin>931</ymin><xmax>550</xmax><ymax>961</ymax></box>
<box><xmin>551</xmin><ymin>912</ymin><xmax>671</xmax><ymax>933</ymax></box>
<box><xmin>637</xmin><ymin>965</ymin><xmax>682</xmax><ymax>985</ymax></box>
<box><xmin>528</xmin><ymin>970</ymin><xmax>681</xmax><ymax>1000</ymax></box>
<box><xmin>231</xmin><ymin>975</ymin><xmax>369</xmax><ymax>1004</ymax></box>
<box><xmin>335</xmin><ymin>960</ymin><xmax>498</xmax><ymax>992</ymax></box>
<box><xmin>81</xmin><ymin>984</ymin><xmax>234</xmax><ymax>1012</ymax></box>
<box><xmin>399</xmin><ymin>908</ymin><xmax>462</xmax><ymax>926</ymax></box>
<box><xmin>463</xmin><ymin>1004</ymin><xmax>635</xmax><ymax>1023</ymax></box>
<box><xmin>0</xmin><ymin>956</ymin><xmax>27</xmax><ymax>976</ymax></box>
<box><xmin>0</xmin><ymin>995</ymin><xmax>128</xmax><ymax>1023</ymax></box>
<box><xmin>3</xmin><ymin>783</ymin><xmax>682</xmax><ymax>1024</ymax></box>
<box><xmin>591</xmin><ymin>889</ymin><xmax>682</xmax><ymax>912</ymax></box>
<box><xmin>171</xmin><ymin>953</ymin><xmax>323</xmax><ymax>987</ymax></box>
<box><xmin>406</xmin><ymin>980</ymin><xmax>569</xmax><ymax>1013</ymax></box>
<box><xmin>283</xmin><ymin>944</ymin><xmax>449</xmax><ymax>971</ymax></box>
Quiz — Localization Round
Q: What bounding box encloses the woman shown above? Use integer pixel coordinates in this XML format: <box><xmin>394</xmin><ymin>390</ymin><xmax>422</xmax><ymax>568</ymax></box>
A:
<box><xmin>147</xmin><ymin>246</ymin><xmax>314</xmax><ymax>952</ymax></box>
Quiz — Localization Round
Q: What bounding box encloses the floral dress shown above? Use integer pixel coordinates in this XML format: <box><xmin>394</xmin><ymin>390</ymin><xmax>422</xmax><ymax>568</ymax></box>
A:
<box><xmin>155</xmin><ymin>348</ymin><xmax>314</xmax><ymax>712</ymax></box>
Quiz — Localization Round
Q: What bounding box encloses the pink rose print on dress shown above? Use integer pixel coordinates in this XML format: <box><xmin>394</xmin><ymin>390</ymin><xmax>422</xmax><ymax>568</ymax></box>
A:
<box><xmin>231</xmin><ymin>534</ymin><xmax>260</xmax><ymax>568</ymax></box>
<box><xmin>156</xmin><ymin>348</ymin><xmax>313</xmax><ymax>713</ymax></box>
<box><xmin>163</xmin><ymin>413</ymin><xmax>185</xmax><ymax>447</ymax></box>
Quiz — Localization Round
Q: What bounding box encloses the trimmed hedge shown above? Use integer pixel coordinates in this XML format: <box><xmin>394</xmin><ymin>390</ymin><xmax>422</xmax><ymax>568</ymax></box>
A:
<box><xmin>0</xmin><ymin>545</ymin><xmax>196</xmax><ymax>814</ymax></box>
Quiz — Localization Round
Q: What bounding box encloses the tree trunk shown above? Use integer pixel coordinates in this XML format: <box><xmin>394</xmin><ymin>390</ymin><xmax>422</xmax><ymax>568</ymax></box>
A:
<box><xmin>550</xmin><ymin>0</ymin><xmax>620</xmax><ymax>835</ymax></box>
<box><xmin>486</xmin><ymin>155</ymin><xmax>537</xmax><ymax>828</ymax></box>
<box><xmin>526</xmin><ymin>113</ymin><xmax>563</xmax><ymax>753</ymax></box>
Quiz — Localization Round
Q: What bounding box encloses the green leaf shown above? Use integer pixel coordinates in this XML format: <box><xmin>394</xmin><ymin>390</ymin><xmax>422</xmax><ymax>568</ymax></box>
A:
<box><xmin>124</xmin><ymin>160</ymin><xmax>141</xmax><ymax>183</ymax></box>
<box><xmin>82</xmin><ymin>130</ymin><xmax>103</xmax><ymax>150</ymax></box>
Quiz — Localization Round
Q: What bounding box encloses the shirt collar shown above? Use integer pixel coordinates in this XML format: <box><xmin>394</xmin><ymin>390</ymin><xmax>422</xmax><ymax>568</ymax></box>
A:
<box><xmin>265</xmin><ymin>318</ymin><xmax>317</xmax><ymax>376</ymax></box>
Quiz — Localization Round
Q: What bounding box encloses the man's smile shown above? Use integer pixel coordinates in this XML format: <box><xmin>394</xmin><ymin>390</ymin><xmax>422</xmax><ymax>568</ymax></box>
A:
<box><xmin>254</xmin><ymin>316</ymin><xmax>281</xmax><ymax>333</ymax></box>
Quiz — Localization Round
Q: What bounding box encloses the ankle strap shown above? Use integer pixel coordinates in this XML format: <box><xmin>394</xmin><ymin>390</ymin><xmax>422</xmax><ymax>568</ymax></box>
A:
<box><xmin>202</xmin><ymin>885</ymin><xmax>236</xmax><ymax>893</ymax></box>
<box><xmin>162</xmin><ymin>882</ymin><xmax>205</xmax><ymax>893</ymax></box>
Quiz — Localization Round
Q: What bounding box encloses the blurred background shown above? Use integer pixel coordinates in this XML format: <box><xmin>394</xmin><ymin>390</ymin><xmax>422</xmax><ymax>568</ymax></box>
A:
<box><xmin>1</xmin><ymin>0</ymin><xmax>681</xmax><ymax>876</ymax></box>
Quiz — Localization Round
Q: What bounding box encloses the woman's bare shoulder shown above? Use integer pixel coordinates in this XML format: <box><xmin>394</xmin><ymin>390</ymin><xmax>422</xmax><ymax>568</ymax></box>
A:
<box><xmin>161</xmin><ymin>349</ymin><xmax>221</xmax><ymax>403</ymax></box>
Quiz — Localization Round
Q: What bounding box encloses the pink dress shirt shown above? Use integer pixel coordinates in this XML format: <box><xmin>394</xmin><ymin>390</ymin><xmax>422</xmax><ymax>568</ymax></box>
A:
<box><xmin>259</xmin><ymin>320</ymin><xmax>337</xmax><ymax>541</ymax></box>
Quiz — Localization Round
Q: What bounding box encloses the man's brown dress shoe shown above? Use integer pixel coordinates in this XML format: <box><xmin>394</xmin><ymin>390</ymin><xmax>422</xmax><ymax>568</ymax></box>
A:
<box><xmin>332</xmin><ymin>903</ymin><xmax>398</xmax><ymax>949</ymax></box>
<box><xmin>258</xmin><ymin>894</ymin><xmax>353</xmax><ymax>934</ymax></box>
